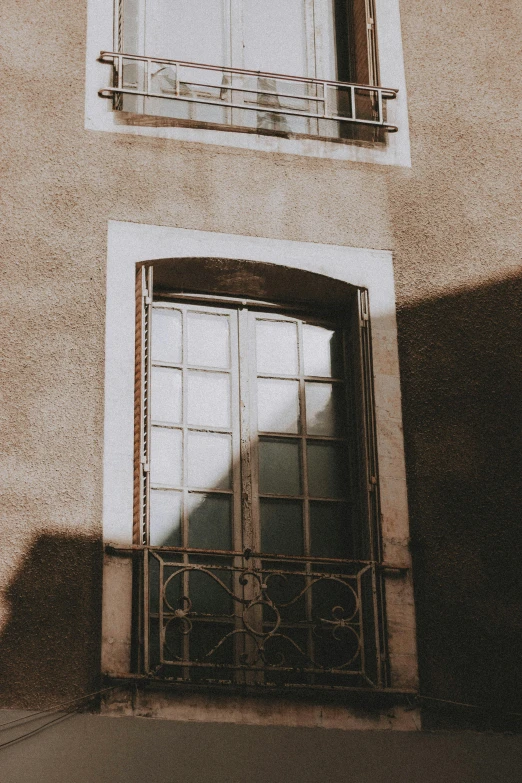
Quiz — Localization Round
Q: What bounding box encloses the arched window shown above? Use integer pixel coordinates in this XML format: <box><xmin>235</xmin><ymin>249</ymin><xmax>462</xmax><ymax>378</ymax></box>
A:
<box><xmin>131</xmin><ymin>259</ymin><xmax>387</xmax><ymax>689</ymax></box>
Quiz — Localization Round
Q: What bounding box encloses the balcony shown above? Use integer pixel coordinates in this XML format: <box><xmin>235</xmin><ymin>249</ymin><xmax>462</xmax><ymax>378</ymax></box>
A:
<box><xmin>99</xmin><ymin>52</ymin><xmax>398</xmax><ymax>140</ymax></box>
<box><xmin>106</xmin><ymin>545</ymin><xmax>397</xmax><ymax>691</ymax></box>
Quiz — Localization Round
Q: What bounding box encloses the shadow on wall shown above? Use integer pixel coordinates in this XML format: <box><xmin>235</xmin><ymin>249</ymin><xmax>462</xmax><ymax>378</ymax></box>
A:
<box><xmin>0</xmin><ymin>533</ymin><xmax>103</xmax><ymax>709</ymax></box>
<box><xmin>397</xmin><ymin>272</ymin><xmax>522</xmax><ymax>731</ymax></box>
<box><xmin>0</xmin><ymin>274</ymin><xmax>521</xmax><ymax>728</ymax></box>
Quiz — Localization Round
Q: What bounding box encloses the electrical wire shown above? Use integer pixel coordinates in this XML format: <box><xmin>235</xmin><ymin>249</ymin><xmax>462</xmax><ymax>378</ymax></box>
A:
<box><xmin>0</xmin><ymin>683</ymin><xmax>520</xmax><ymax>750</ymax></box>
<box><xmin>417</xmin><ymin>694</ymin><xmax>522</xmax><ymax>718</ymax></box>
<box><xmin>0</xmin><ymin>713</ymin><xmax>74</xmax><ymax>751</ymax></box>
<box><xmin>0</xmin><ymin>685</ymin><xmax>118</xmax><ymax>732</ymax></box>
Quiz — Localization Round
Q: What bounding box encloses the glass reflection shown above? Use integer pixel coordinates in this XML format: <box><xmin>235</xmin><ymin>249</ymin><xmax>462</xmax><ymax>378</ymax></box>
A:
<box><xmin>256</xmin><ymin>319</ymin><xmax>298</xmax><ymax>375</ymax></box>
<box><xmin>305</xmin><ymin>382</ymin><xmax>343</xmax><ymax>436</ymax></box>
<box><xmin>150</xmin><ymin>490</ymin><xmax>182</xmax><ymax>546</ymax></box>
<box><xmin>307</xmin><ymin>441</ymin><xmax>347</xmax><ymax>498</ymax></box>
<box><xmin>303</xmin><ymin>323</ymin><xmax>342</xmax><ymax>378</ymax></box>
<box><xmin>187</xmin><ymin>312</ymin><xmax>230</xmax><ymax>368</ymax></box>
<box><xmin>257</xmin><ymin>378</ymin><xmax>299</xmax><ymax>433</ymax></box>
<box><xmin>151</xmin><ymin>308</ymin><xmax>182</xmax><ymax>364</ymax></box>
<box><xmin>187</xmin><ymin>431</ymin><xmax>232</xmax><ymax>489</ymax></box>
<box><xmin>310</xmin><ymin>501</ymin><xmax>352</xmax><ymax>558</ymax></box>
<box><xmin>151</xmin><ymin>366</ymin><xmax>182</xmax><ymax>424</ymax></box>
<box><xmin>188</xmin><ymin>493</ymin><xmax>232</xmax><ymax>550</ymax></box>
<box><xmin>187</xmin><ymin>371</ymin><xmax>231</xmax><ymax>428</ymax></box>
<box><xmin>259</xmin><ymin>438</ymin><xmax>301</xmax><ymax>496</ymax></box>
<box><xmin>150</xmin><ymin>427</ymin><xmax>183</xmax><ymax>487</ymax></box>
<box><xmin>260</xmin><ymin>498</ymin><xmax>303</xmax><ymax>555</ymax></box>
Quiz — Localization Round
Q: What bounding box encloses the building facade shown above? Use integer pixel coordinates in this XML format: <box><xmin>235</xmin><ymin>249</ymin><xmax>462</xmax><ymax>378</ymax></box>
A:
<box><xmin>0</xmin><ymin>0</ymin><xmax>521</xmax><ymax>780</ymax></box>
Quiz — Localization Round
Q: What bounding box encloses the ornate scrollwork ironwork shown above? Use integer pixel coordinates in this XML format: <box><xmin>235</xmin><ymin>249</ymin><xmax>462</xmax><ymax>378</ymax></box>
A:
<box><xmin>144</xmin><ymin>548</ymin><xmax>379</xmax><ymax>686</ymax></box>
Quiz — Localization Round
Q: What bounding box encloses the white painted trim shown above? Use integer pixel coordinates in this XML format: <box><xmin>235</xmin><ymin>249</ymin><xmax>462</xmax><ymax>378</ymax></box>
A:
<box><xmin>85</xmin><ymin>0</ymin><xmax>411</xmax><ymax>166</ymax></box>
<box><xmin>102</xmin><ymin>221</ymin><xmax>417</xmax><ymax>691</ymax></box>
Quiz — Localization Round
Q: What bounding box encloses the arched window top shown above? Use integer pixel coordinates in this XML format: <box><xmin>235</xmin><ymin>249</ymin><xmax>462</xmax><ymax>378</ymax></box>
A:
<box><xmin>144</xmin><ymin>256</ymin><xmax>360</xmax><ymax>313</ymax></box>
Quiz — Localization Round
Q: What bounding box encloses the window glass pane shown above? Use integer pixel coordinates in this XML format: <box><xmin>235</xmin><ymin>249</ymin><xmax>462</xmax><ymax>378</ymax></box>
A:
<box><xmin>151</xmin><ymin>427</ymin><xmax>183</xmax><ymax>487</ymax></box>
<box><xmin>144</xmin><ymin>0</ymin><xmax>227</xmax><ymax>68</ymax></box>
<box><xmin>150</xmin><ymin>490</ymin><xmax>182</xmax><ymax>546</ymax></box>
<box><xmin>151</xmin><ymin>308</ymin><xmax>182</xmax><ymax>364</ymax></box>
<box><xmin>259</xmin><ymin>438</ymin><xmax>301</xmax><ymax>496</ymax></box>
<box><xmin>305</xmin><ymin>382</ymin><xmax>344</xmax><ymax>436</ymax></box>
<box><xmin>260</xmin><ymin>499</ymin><xmax>303</xmax><ymax>556</ymax></box>
<box><xmin>151</xmin><ymin>367</ymin><xmax>182</xmax><ymax>424</ymax></box>
<box><xmin>187</xmin><ymin>431</ymin><xmax>232</xmax><ymax>489</ymax></box>
<box><xmin>310</xmin><ymin>501</ymin><xmax>352</xmax><ymax>559</ymax></box>
<box><xmin>187</xmin><ymin>312</ymin><xmax>230</xmax><ymax>368</ymax></box>
<box><xmin>188</xmin><ymin>493</ymin><xmax>232</xmax><ymax>550</ymax></box>
<box><xmin>257</xmin><ymin>378</ymin><xmax>300</xmax><ymax>434</ymax></box>
<box><xmin>303</xmin><ymin>323</ymin><xmax>342</xmax><ymax>377</ymax></box>
<box><xmin>307</xmin><ymin>442</ymin><xmax>347</xmax><ymax>499</ymax></box>
<box><xmin>243</xmin><ymin>0</ymin><xmax>308</xmax><ymax>76</ymax></box>
<box><xmin>187</xmin><ymin>371</ymin><xmax>231</xmax><ymax>428</ymax></box>
<box><xmin>256</xmin><ymin>320</ymin><xmax>298</xmax><ymax>375</ymax></box>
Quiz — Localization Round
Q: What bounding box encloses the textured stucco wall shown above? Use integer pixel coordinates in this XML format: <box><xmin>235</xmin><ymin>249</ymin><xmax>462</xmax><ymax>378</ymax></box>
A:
<box><xmin>388</xmin><ymin>0</ymin><xmax>522</xmax><ymax>728</ymax></box>
<box><xmin>0</xmin><ymin>0</ymin><xmax>521</xmax><ymax>732</ymax></box>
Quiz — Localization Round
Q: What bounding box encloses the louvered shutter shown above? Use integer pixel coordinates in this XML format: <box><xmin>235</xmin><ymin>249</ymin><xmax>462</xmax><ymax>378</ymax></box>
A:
<box><xmin>348</xmin><ymin>287</ymin><xmax>381</xmax><ymax>563</ymax></box>
<box><xmin>349</xmin><ymin>287</ymin><xmax>387</xmax><ymax>687</ymax></box>
<box><xmin>134</xmin><ymin>264</ymin><xmax>153</xmax><ymax>547</ymax></box>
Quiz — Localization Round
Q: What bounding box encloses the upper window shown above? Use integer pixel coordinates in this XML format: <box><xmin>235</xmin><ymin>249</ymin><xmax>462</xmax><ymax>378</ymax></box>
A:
<box><xmin>130</xmin><ymin>264</ymin><xmax>389</xmax><ymax>690</ymax></box>
<box><xmin>99</xmin><ymin>0</ymin><xmax>398</xmax><ymax>141</ymax></box>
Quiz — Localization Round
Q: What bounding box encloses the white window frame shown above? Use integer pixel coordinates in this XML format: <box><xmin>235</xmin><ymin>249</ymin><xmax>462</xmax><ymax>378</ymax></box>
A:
<box><xmin>120</xmin><ymin>1</ymin><xmax>328</xmax><ymax>78</ymax></box>
<box><xmin>85</xmin><ymin>0</ymin><xmax>411</xmax><ymax>165</ymax></box>
<box><xmin>102</xmin><ymin>221</ymin><xmax>418</xmax><ymax>702</ymax></box>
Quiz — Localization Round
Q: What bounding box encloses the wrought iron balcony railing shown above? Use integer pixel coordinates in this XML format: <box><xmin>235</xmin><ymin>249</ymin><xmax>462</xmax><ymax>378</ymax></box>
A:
<box><xmin>107</xmin><ymin>545</ymin><xmax>397</xmax><ymax>690</ymax></box>
<box><xmin>99</xmin><ymin>52</ymin><xmax>398</xmax><ymax>136</ymax></box>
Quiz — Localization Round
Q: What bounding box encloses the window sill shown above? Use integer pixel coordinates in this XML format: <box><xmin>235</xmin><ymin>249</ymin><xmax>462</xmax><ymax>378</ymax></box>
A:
<box><xmin>101</xmin><ymin>675</ymin><xmax>420</xmax><ymax>731</ymax></box>
<box><xmin>112</xmin><ymin>111</ymin><xmax>388</xmax><ymax>149</ymax></box>
<box><xmin>86</xmin><ymin>106</ymin><xmax>409</xmax><ymax>165</ymax></box>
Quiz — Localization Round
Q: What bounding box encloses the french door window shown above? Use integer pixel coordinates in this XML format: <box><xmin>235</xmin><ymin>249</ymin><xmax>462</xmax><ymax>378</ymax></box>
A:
<box><xmin>101</xmin><ymin>0</ymin><xmax>397</xmax><ymax>138</ymax></box>
<box><xmin>132</xmin><ymin>265</ymin><xmax>387</xmax><ymax>689</ymax></box>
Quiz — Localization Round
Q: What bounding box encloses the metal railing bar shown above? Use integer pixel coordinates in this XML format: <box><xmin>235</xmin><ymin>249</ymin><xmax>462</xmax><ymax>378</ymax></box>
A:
<box><xmin>155</xmin><ymin>614</ymin><xmax>362</xmax><ymax>629</ymax></box>
<box><xmin>100</xmin><ymin>86</ymin><xmax>397</xmax><ymax>129</ymax></box>
<box><xmin>99</xmin><ymin>51</ymin><xmax>398</xmax><ymax>95</ymax></box>
<box><xmin>159</xmin><ymin>82</ymin><xmax>325</xmax><ymax>103</ymax></box>
<box><xmin>105</xmin><ymin>544</ymin><xmax>408</xmax><ymax>571</ymax></box>
<box><xmin>152</xmin><ymin>659</ymin><xmax>364</xmax><ymax>676</ymax></box>
<box><xmin>102</xmin><ymin>87</ymin><xmax>325</xmax><ymax>120</ymax></box>
<box><xmin>106</xmin><ymin>673</ymin><xmax>417</xmax><ymax>696</ymax></box>
<box><xmin>149</xmin><ymin>563</ymin><xmax>363</xmax><ymax>579</ymax></box>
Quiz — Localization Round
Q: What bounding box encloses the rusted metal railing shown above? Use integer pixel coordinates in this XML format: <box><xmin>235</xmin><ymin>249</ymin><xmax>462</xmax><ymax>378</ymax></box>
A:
<box><xmin>107</xmin><ymin>545</ymin><xmax>403</xmax><ymax>689</ymax></box>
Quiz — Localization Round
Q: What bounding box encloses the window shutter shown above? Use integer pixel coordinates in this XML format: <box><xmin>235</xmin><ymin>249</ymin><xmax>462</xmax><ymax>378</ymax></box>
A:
<box><xmin>350</xmin><ymin>288</ymin><xmax>387</xmax><ymax>687</ymax></box>
<box><xmin>349</xmin><ymin>288</ymin><xmax>381</xmax><ymax>563</ymax></box>
<box><xmin>134</xmin><ymin>264</ymin><xmax>153</xmax><ymax>546</ymax></box>
<box><xmin>351</xmin><ymin>0</ymin><xmax>378</xmax><ymax>85</ymax></box>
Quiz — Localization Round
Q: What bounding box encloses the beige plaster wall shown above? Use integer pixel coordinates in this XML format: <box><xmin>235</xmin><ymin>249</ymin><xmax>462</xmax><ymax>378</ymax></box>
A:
<box><xmin>0</xmin><ymin>0</ymin><xmax>521</xmax><ymax>724</ymax></box>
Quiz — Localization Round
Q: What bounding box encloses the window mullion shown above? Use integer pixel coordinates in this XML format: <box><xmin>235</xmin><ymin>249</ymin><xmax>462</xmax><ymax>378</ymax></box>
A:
<box><xmin>238</xmin><ymin>306</ymin><xmax>263</xmax><ymax>677</ymax></box>
<box><xmin>179</xmin><ymin>305</ymin><xmax>191</xmax><ymax>678</ymax></box>
<box><xmin>297</xmin><ymin>318</ymin><xmax>314</xmax><ymax>676</ymax></box>
<box><xmin>238</xmin><ymin>307</ymin><xmax>256</xmax><ymax>552</ymax></box>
